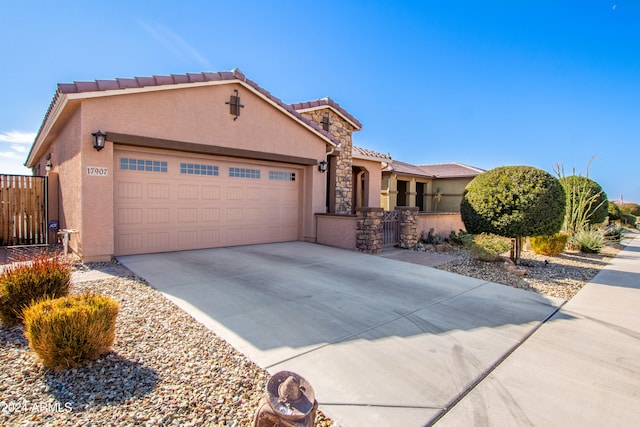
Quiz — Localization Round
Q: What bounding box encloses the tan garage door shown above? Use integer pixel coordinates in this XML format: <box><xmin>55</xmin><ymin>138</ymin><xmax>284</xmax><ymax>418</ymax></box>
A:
<box><xmin>114</xmin><ymin>148</ymin><xmax>300</xmax><ymax>255</ymax></box>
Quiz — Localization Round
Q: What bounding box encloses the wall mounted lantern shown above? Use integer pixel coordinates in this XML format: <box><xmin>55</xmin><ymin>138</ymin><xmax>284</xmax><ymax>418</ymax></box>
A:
<box><xmin>45</xmin><ymin>160</ymin><xmax>52</xmax><ymax>171</ymax></box>
<box><xmin>225</xmin><ymin>89</ymin><xmax>244</xmax><ymax>120</ymax></box>
<box><xmin>92</xmin><ymin>130</ymin><xmax>107</xmax><ymax>151</ymax></box>
<box><xmin>318</xmin><ymin>160</ymin><xmax>328</xmax><ymax>173</ymax></box>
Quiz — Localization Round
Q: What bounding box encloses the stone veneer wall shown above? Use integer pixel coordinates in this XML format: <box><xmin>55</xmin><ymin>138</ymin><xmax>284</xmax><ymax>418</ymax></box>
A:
<box><xmin>355</xmin><ymin>207</ymin><xmax>383</xmax><ymax>254</ymax></box>
<box><xmin>300</xmin><ymin>109</ymin><xmax>355</xmax><ymax>214</ymax></box>
<box><xmin>396</xmin><ymin>206</ymin><xmax>419</xmax><ymax>249</ymax></box>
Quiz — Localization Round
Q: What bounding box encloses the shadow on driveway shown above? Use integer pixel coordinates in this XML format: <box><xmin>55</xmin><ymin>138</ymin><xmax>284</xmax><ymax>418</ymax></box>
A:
<box><xmin>118</xmin><ymin>242</ymin><xmax>567</xmax><ymax>426</ymax></box>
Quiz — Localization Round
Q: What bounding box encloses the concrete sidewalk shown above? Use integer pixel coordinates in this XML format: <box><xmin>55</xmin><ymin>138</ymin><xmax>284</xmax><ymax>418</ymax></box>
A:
<box><xmin>435</xmin><ymin>234</ymin><xmax>640</xmax><ymax>426</ymax></box>
<box><xmin>117</xmin><ymin>242</ymin><xmax>563</xmax><ymax>426</ymax></box>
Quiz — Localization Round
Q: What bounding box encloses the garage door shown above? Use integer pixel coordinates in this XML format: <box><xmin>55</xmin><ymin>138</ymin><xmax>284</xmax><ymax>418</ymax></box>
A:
<box><xmin>114</xmin><ymin>148</ymin><xmax>300</xmax><ymax>255</ymax></box>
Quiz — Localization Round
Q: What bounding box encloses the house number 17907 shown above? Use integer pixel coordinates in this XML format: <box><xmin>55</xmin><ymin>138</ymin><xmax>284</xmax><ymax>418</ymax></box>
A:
<box><xmin>87</xmin><ymin>167</ymin><xmax>109</xmax><ymax>176</ymax></box>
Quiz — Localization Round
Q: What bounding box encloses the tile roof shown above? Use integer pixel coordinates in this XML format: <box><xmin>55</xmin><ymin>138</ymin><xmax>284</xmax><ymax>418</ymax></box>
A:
<box><xmin>35</xmin><ymin>69</ymin><xmax>342</xmax><ymax>152</ymax></box>
<box><xmin>384</xmin><ymin>161</ymin><xmax>484</xmax><ymax>178</ymax></box>
<box><xmin>352</xmin><ymin>146</ymin><xmax>391</xmax><ymax>161</ymax></box>
<box><xmin>290</xmin><ymin>97</ymin><xmax>362</xmax><ymax>130</ymax></box>
<box><xmin>417</xmin><ymin>162</ymin><xmax>485</xmax><ymax>178</ymax></box>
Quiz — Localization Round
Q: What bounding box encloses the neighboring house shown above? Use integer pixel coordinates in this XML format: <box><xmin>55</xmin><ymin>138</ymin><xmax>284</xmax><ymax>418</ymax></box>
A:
<box><xmin>381</xmin><ymin>161</ymin><xmax>484</xmax><ymax>212</ymax></box>
<box><xmin>25</xmin><ymin>69</ymin><xmax>386</xmax><ymax>261</ymax></box>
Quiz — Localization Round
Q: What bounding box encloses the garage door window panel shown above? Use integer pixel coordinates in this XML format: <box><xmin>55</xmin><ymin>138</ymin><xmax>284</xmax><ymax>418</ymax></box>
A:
<box><xmin>180</xmin><ymin>163</ymin><xmax>219</xmax><ymax>176</ymax></box>
<box><xmin>120</xmin><ymin>157</ymin><xmax>168</xmax><ymax>173</ymax></box>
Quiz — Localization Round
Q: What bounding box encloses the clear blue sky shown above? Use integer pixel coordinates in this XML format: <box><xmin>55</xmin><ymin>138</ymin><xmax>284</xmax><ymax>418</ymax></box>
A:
<box><xmin>1</xmin><ymin>1</ymin><xmax>638</xmax><ymax>202</ymax></box>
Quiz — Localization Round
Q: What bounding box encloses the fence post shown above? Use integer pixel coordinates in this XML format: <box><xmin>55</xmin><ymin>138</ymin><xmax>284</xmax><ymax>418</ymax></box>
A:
<box><xmin>355</xmin><ymin>207</ymin><xmax>383</xmax><ymax>254</ymax></box>
<box><xmin>395</xmin><ymin>206</ymin><xmax>419</xmax><ymax>249</ymax></box>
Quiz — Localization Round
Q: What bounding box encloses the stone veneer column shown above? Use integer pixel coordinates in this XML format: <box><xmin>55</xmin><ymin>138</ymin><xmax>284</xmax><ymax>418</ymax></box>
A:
<box><xmin>300</xmin><ymin>109</ymin><xmax>354</xmax><ymax>214</ymax></box>
<box><xmin>356</xmin><ymin>207</ymin><xmax>383</xmax><ymax>254</ymax></box>
<box><xmin>396</xmin><ymin>206</ymin><xmax>419</xmax><ymax>249</ymax></box>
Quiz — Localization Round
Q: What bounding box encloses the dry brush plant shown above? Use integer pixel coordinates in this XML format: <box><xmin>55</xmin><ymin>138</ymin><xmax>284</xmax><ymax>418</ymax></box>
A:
<box><xmin>22</xmin><ymin>293</ymin><xmax>119</xmax><ymax>370</ymax></box>
<box><xmin>0</xmin><ymin>254</ymin><xmax>72</xmax><ymax>326</ymax></box>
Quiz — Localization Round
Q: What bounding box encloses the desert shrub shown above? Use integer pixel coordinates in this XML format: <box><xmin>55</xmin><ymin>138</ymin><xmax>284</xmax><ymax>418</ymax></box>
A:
<box><xmin>603</xmin><ymin>223</ymin><xmax>624</xmax><ymax>242</ymax></box>
<box><xmin>559</xmin><ymin>175</ymin><xmax>608</xmax><ymax>231</ymax></box>
<box><xmin>568</xmin><ymin>228</ymin><xmax>605</xmax><ymax>253</ymax></box>
<box><xmin>464</xmin><ymin>233</ymin><xmax>512</xmax><ymax>261</ymax></box>
<box><xmin>608</xmin><ymin>201</ymin><xmax>623</xmax><ymax>221</ymax></box>
<box><xmin>530</xmin><ymin>233</ymin><xmax>568</xmax><ymax>256</ymax></box>
<box><xmin>0</xmin><ymin>254</ymin><xmax>72</xmax><ymax>326</ymax></box>
<box><xmin>419</xmin><ymin>228</ymin><xmax>443</xmax><ymax>244</ymax></box>
<box><xmin>22</xmin><ymin>294</ymin><xmax>119</xmax><ymax>370</ymax></box>
<box><xmin>449</xmin><ymin>229</ymin><xmax>472</xmax><ymax>246</ymax></box>
<box><xmin>621</xmin><ymin>213</ymin><xmax>637</xmax><ymax>227</ymax></box>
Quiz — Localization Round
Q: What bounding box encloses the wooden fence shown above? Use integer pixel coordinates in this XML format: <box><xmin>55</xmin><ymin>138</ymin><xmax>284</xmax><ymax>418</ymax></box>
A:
<box><xmin>0</xmin><ymin>175</ymin><xmax>48</xmax><ymax>246</ymax></box>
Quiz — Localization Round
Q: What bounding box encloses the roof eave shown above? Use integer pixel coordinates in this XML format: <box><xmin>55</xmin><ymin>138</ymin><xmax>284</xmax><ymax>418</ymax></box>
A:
<box><xmin>294</xmin><ymin>104</ymin><xmax>362</xmax><ymax>131</ymax></box>
<box><xmin>25</xmin><ymin>93</ymin><xmax>70</xmax><ymax>168</ymax></box>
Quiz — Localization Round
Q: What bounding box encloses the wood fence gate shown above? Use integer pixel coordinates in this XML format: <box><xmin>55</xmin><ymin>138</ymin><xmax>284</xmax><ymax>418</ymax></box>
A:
<box><xmin>0</xmin><ymin>175</ymin><xmax>48</xmax><ymax>246</ymax></box>
<box><xmin>382</xmin><ymin>210</ymin><xmax>400</xmax><ymax>246</ymax></box>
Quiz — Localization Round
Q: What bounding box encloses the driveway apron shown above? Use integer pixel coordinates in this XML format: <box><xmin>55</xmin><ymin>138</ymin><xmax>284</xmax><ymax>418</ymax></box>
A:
<box><xmin>118</xmin><ymin>242</ymin><xmax>562</xmax><ymax>426</ymax></box>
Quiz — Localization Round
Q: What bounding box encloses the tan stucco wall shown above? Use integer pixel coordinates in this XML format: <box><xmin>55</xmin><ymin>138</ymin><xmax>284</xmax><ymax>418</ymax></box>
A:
<box><xmin>417</xmin><ymin>212</ymin><xmax>465</xmax><ymax>238</ymax></box>
<box><xmin>431</xmin><ymin>178</ymin><xmax>473</xmax><ymax>212</ymax></box>
<box><xmin>316</xmin><ymin>214</ymin><xmax>356</xmax><ymax>250</ymax></box>
<box><xmin>41</xmin><ymin>83</ymin><xmax>330</xmax><ymax>261</ymax></box>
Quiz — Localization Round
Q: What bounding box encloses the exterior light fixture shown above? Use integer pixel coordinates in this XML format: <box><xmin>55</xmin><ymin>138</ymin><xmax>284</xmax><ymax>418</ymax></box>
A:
<box><xmin>225</xmin><ymin>89</ymin><xmax>244</xmax><ymax>120</ymax></box>
<box><xmin>318</xmin><ymin>160</ymin><xmax>328</xmax><ymax>173</ymax></box>
<box><xmin>92</xmin><ymin>130</ymin><xmax>106</xmax><ymax>151</ymax></box>
<box><xmin>45</xmin><ymin>160</ymin><xmax>52</xmax><ymax>171</ymax></box>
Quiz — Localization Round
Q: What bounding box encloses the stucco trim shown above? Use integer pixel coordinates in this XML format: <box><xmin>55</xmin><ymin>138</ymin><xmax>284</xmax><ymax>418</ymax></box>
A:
<box><xmin>108</xmin><ymin>132</ymin><xmax>319</xmax><ymax>166</ymax></box>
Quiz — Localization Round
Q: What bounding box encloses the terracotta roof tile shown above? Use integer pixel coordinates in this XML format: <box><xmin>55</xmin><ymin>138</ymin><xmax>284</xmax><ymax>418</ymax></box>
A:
<box><xmin>57</xmin><ymin>83</ymin><xmax>78</xmax><ymax>93</ymax></box>
<box><xmin>385</xmin><ymin>160</ymin><xmax>434</xmax><ymax>177</ymax></box>
<box><xmin>134</xmin><ymin>76</ymin><xmax>156</xmax><ymax>87</ymax></box>
<box><xmin>170</xmin><ymin>74</ymin><xmax>190</xmax><ymax>84</ymax></box>
<box><xmin>153</xmin><ymin>75</ymin><xmax>174</xmax><ymax>85</ymax></box>
<box><xmin>186</xmin><ymin>73</ymin><xmax>205</xmax><ymax>83</ymax></box>
<box><xmin>96</xmin><ymin>80</ymin><xmax>120</xmax><ymax>91</ymax></box>
<box><xmin>75</xmin><ymin>81</ymin><xmax>99</xmax><ymax>92</ymax></box>
<box><xmin>116</xmin><ymin>78</ymin><xmax>138</xmax><ymax>89</ymax></box>
<box><xmin>353</xmin><ymin>146</ymin><xmax>391</xmax><ymax>160</ymax></box>
<box><xmin>290</xmin><ymin>97</ymin><xmax>362</xmax><ymax>130</ymax></box>
<box><xmin>417</xmin><ymin>162</ymin><xmax>484</xmax><ymax>178</ymax></box>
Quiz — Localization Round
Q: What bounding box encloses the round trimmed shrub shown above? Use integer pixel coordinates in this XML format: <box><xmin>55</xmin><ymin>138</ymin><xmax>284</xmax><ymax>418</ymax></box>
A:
<box><xmin>22</xmin><ymin>294</ymin><xmax>119</xmax><ymax>370</ymax></box>
<box><xmin>0</xmin><ymin>254</ymin><xmax>71</xmax><ymax>326</ymax></box>
<box><xmin>560</xmin><ymin>175</ymin><xmax>608</xmax><ymax>227</ymax></box>
<box><xmin>461</xmin><ymin>166</ymin><xmax>566</xmax><ymax>238</ymax></box>
<box><xmin>530</xmin><ymin>233</ymin><xmax>568</xmax><ymax>256</ymax></box>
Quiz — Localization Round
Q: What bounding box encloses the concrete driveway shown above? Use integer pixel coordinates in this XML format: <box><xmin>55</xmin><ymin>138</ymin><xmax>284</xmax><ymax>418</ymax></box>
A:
<box><xmin>118</xmin><ymin>242</ymin><xmax>563</xmax><ymax>426</ymax></box>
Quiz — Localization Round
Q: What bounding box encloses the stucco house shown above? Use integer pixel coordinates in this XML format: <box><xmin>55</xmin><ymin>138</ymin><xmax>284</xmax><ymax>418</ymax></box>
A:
<box><xmin>25</xmin><ymin>69</ymin><xmax>387</xmax><ymax>261</ymax></box>
<box><xmin>378</xmin><ymin>160</ymin><xmax>484</xmax><ymax>238</ymax></box>
<box><xmin>381</xmin><ymin>160</ymin><xmax>484</xmax><ymax>212</ymax></box>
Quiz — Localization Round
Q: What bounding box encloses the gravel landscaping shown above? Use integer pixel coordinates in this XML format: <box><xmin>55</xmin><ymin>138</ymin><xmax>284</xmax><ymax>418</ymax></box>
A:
<box><xmin>1</xmin><ymin>275</ymin><xmax>333</xmax><ymax>426</ymax></box>
<box><xmin>433</xmin><ymin>237</ymin><xmax>630</xmax><ymax>300</ymax></box>
<box><xmin>1</xmin><ymin>232</ymin><xmax>634</xmax><ymax>426</ymax></box>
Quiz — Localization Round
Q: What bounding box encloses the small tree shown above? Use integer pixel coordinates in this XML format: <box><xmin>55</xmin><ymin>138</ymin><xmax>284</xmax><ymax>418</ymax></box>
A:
<box><xmin>433</xmin><ymin>187</ymin><xmax>442</xmax><ymax>212</ymax></box>
<box><xmin>460</xmin><ymin>166</ymin><xmax>565</xmax><ymax>263</ymax></box>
